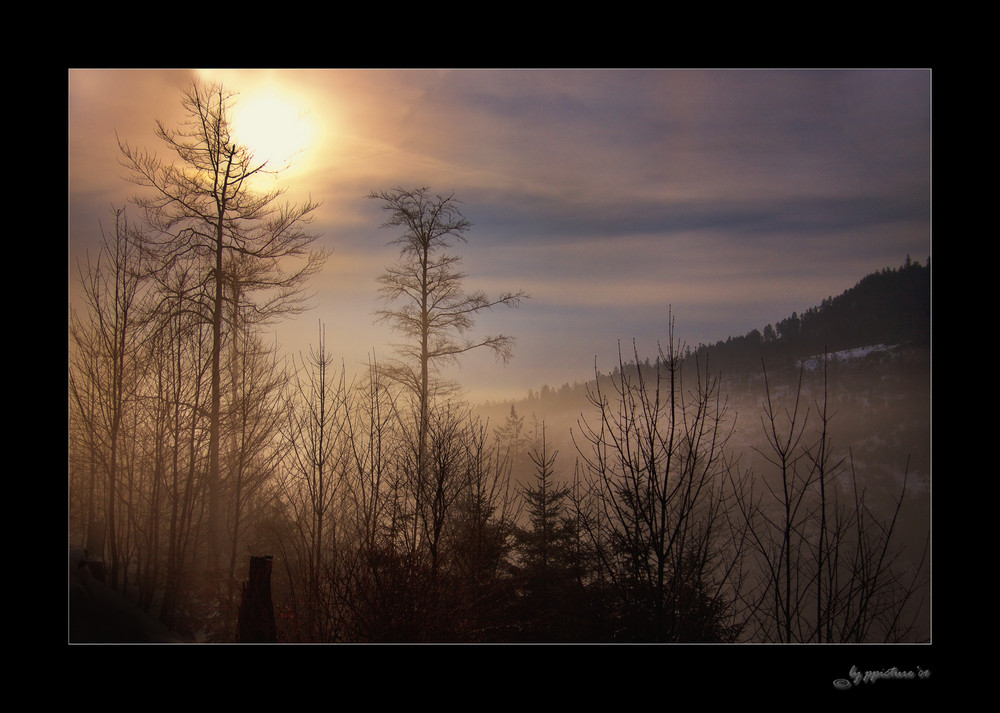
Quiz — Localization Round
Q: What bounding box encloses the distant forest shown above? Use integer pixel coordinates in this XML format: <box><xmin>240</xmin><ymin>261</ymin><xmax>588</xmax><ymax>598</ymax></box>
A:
<box><xmin>502</xmin><ymin>256</ymin><xmax>930</xmax><ymax>408</ymax></box>
<box><xmin>496</xmin><ymin>256</ymin><xmax>931</xmax><ymax>420</ymax></box>
<box><xmin>689</xmin><ymin>256</ymin><xmax>930</xmax><ymax>374</ymax></box>
<box><xmin>69</xmin><ymin>81</ymin><xmax>930</xmax><ymax>645</ymax></box>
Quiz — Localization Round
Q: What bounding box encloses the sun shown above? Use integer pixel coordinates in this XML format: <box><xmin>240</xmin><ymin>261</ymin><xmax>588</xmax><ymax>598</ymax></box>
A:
<box><xmin>231</xmin><ymin>87</ymin><xmax>316</xmax><ymax>170</ymax></box>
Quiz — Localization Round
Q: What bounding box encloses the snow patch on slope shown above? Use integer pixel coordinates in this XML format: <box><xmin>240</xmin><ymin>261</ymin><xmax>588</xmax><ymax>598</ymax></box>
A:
<box><xmin>796</xmin><ymin>344</ymin><xmax>895</xmax><ymax>371</ymax></box>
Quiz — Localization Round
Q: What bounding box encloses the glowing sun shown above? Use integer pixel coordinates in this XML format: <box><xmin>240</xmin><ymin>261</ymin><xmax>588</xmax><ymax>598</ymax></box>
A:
<box><xmin>232</xmin><ymin>87</ymin><xmax>316</xmax><ymax>169</ymax></box>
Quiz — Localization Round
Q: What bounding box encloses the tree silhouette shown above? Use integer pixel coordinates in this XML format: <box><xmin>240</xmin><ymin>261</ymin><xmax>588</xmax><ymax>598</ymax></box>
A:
<box><xmin>278</xmin><ymin>322</ymin><xmax>351</xmax><ymax>641</ymax></box>
<box><xmin>737</xmin><ymin>357</ymin><xmax>929</xmax><ymax>642</ymax></box>
<box><xmin>368</xmin><ymin>186</ymin><xmax>526</xmax><ymax>553</ymax></box>
<box><xmin>512</xmin><ymin>423</ymin><xmax>589</xmax><ymax>640</ymax></box>
<box><xmin>573</xmin><ymin>318</ymin><xmax>748</xmax><ymax>642</ymax></box>
<box><xmin>70</xmin><ymin>207</ymin><xmax>149</xmax><ymax>594</ymax></box>
<box><xmin>118</xmin><ymin>80</ymin><xmax>327</xmax><ymax>572</ymax></box>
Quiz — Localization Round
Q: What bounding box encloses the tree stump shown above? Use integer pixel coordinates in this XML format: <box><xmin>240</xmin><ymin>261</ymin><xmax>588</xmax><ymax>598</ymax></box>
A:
<box><xmin>236</xmin><ymin>555</ymin><xmax>277</xmax><ymax>643</ymax></box>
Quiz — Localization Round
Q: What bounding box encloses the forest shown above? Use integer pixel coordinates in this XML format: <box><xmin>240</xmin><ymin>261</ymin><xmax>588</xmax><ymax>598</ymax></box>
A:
<box><xmin>68</xmin><ymin>80</ymin><xmax>931</xmax><ymax>644</ymax></box>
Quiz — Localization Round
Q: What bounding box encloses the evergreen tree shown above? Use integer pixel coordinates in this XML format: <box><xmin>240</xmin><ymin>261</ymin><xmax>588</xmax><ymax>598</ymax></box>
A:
<box><xmin>513</xmin><ymin>423</ymin><xmax>591</xmax><ymax>640</ymax></box>
<box><xmin>495</xmin><ymin>405</ymin><xmax>532</xmax><ymax>484</ymax></box>
<box><xmin>520</xmin><ymin>425</ymin><xmax>567</xmax><ymax>575</ymax></box>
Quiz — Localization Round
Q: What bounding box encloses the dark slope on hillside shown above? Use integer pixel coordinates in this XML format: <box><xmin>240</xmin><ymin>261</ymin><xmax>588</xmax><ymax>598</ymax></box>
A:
<box><xmin>688</xmin><ymin>257</ymin><xmax>930</xmax><ymax>375</ymax></box>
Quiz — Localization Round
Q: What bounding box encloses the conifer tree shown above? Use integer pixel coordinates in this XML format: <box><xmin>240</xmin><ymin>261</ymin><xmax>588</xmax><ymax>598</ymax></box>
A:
<box><xmin>514</xmin><ymin>423</ymin><xmax>585</xmax><ymax>640</ymax></box>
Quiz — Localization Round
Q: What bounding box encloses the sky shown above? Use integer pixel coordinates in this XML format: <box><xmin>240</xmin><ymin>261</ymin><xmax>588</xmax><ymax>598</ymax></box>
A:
<box><xmin>68</xmin><ymin>68</ymin><xmax>932</xmax><ymax>403</ymax></box>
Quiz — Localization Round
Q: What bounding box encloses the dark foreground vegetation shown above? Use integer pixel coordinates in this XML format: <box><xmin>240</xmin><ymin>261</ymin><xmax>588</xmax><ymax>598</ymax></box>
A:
<box><xmin>68</xmin><ymin>80</ymin><xmax>930</xmax><ymax>644</ymax></box>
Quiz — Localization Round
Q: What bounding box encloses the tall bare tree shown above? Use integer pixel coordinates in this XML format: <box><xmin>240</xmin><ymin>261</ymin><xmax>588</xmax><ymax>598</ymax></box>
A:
<box><xmin>118</xmin><ymin>80</ymin><xmax>327</xmax><ymax>571</ymax></box>
<box><xmin>369</xmin><ymin>187</ymin><xmax>525</xmax><ymax>435</ymax></box>
<box><xmin>368</xmin><ymin>186</ymin><xmax>526</xmax><ymax>558</ymax></box>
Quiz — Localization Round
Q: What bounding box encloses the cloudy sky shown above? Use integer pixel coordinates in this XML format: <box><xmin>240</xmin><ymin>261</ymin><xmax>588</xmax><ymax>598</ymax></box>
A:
<box><xmin>68</xmin><ymin>68</ymin><xmax>931</xmax><ymax>402</ymax></box>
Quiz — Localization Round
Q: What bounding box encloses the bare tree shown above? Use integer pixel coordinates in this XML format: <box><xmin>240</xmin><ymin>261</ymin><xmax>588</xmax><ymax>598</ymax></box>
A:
<box><xmin>144</xmin><ymin>268</ymin><xmax>214</xmax><ymax>630</ymax></box>
<box><xmin>333</xmin><ymin>354</ymin><xmax>431</xmax><ymax>642</ymax></box>
<box><xmin>737</xmin><ymin>357</ymin><xmax>929</xmax><ymax>642</ymax></box>
<box><xmin>222</xmin><ymin>327</ymin><xmax>286</xmax><ymax>596</ymax></box>
<box><xmin>342</xmin><ymin>354</ymin><xmax>404</xmax><ymax>558</ymax></box>
<box><xmin>278</xmin><ymin>322</ymin><xmax>351</xmax><ymax>641</ymax></box>
<box><xmin>368</xmin><ymin>187</ymin><xmax>526</xmax><ymax>574</ymax></box>
<box><xmin>417</xmin><ymin>401</ymin><xmax>473</xmax><ymax>585</ymax></box>
<box><xmin>368</xmin><ymin>186</ymin><xmax>526</xmax><ymax>474</ymax></box>
<box><xmin>118</xmin><ymin>80</ymin><xmax>327</xmax><ymax>571</ymax></box>
<box><xmin>69</xmin><ymin>207</ymin><xmax>150</xmax><ymax>593</ymax></box>
<box><xmin>573</xmin><ymin>319</ymin><xmax>749</xmax><ymax>642</ymax></box>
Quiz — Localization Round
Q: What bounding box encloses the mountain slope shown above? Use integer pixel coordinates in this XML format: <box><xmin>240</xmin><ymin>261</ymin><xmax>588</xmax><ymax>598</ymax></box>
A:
<box><xmin>689</xmin><ymin>257</ymin><xmax>930</xmax><ymax>375</ymax></box>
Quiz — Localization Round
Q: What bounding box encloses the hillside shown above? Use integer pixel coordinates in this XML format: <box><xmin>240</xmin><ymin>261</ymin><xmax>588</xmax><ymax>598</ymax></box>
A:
<box><xmin>474</xmin><ymin>258</ymin><xmax>932</xmax><ymax>493</ymax></box>
<box><xmin>688</xmin><ymin>256</ymin><xmax>930</xmax><ymax>375</ymax></box>
<box><xmin>478</xmin><ymin>257</ymin><xmax>929</xmax><ymax>412</ymax></box>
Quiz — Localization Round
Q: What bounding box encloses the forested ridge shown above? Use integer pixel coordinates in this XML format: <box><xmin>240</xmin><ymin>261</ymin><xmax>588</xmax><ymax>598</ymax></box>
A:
<box><xmin>68</xmin><ymin>81</ymin><xmax>931</xmax><ymax>644</ymax></box>
<box><xmin>688</xmin><ymin>256</ymin><xmax>930</xmax><ymax>374</ymax></box>
<box><xmin>487</xmin><ymin>256</ymin><xmax>931</xmax><ymax>413</ymax></box>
